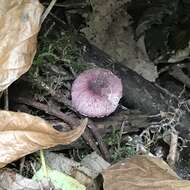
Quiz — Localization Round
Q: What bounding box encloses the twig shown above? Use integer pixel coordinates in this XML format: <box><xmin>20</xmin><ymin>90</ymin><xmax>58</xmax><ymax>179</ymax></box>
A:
<box><xmin>169</xmin><ymin>65</ymin><xmax>190</xmax><ymax>89</ymax></box>
<box><xmin>19</xmin><ymin>157</ymin><xmax>25</xmax><ymax>175</ymax></box>
<box><xmin>88</xmin><ymin>123</ymin><xmax>111</xmax><ymax>162</ymax></box>
<box><xmin>30</xmin><ymin>162</ymin><xmax>44</xmax><ymax>190</ymax></box>
<box><xmin>82</xmin><ymin>128</ymin><xmax>101</xmax><ymax>154</ymax></box>
<box><xmin>53</xmin><ymin>94</ymin><xmax>74</xmax><ymax>112</ymax></box>
<box><xmin>40</xmin><ymin>0</ymin><xmax>57</xmax><ymax>24</ymax></box>
<box><xmin>42</xmin><ymin>2</ymin><xmax>88</xmax><ymax>9</ymax></box>
<box><xmin>44</xmin><ymin>22</ymin><xmax>55</xmax><ymax>38</ymax></box>
<box><xmin>17</xmin><ymin>97</ymin><xmax>77</xmax><ymax>126</ymax></box>
<box><xmin>154</xmin><ymin>83</ymin><xmax>178</xmax><ymax>101</ymax></box>
<box><xmin>136</xmin><ymin>143</ymin><xmax>154</xmax><ymax>157</ymax></box>
<box><xmin>15</xmin><ymin>97</ymin><xmax>100</xmax><ymax>154</ymax></box>
<box><xmin>117</xmin><ymin>121</ymin><xmax>126</xmax><ymax>150</ymax></box>
<box><xmin>50</xmin><ymin>12</ymin><xmax>66</xmax><ymax>25</ymax></box>
<box><xmin>178</xmin><ymin>84</ymin><xmax>186</xmax><ymax>99</ymax></box>
<box><xmin>4</xmin><ymin>88</ymin><xmax>9</xmax><ymax>110</ymax></box>
<box><xmin>167</xmin><ymin>129</ymin><xmax>178</xmax><ymax>169</ymax></box>
<box><xmin>24</xmin><ymin>76</ymin><xmax>74</xmax><ymax>111</ymax></box>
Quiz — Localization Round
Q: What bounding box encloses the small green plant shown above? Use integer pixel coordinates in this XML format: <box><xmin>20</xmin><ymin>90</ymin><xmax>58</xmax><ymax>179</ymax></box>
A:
<box><xmin>31</xmin><ymin>31</ymin><xmax>87</xmax><ymax>76</ymax></box>
<box><xmin>104</xmin><ymin>128</ymin><xmax>136</xmax><ymax>162</ymax></box>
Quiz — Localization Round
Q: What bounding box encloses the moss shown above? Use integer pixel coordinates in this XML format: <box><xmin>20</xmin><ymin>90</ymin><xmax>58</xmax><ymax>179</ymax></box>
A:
<box><xmin>31</xmin><ymin>31</ymin><xmax>87</xmax><ymax>76</ymax></box>
<box><xmin>28</xmin><ymin>30</ymin><xmax>89</xmax><ymax>102</ymax></box>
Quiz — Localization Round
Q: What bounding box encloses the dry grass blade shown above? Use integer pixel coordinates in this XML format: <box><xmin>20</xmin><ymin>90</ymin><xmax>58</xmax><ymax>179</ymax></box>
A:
<box><xmin>0</xmin><ymin>111</ymin><xmax>87</xmax><ymax>168</ymax></box>
<box><xmin>40</xmin><ymin>0</ymin><xmax>57</xmax><ymax>24</ymax></box>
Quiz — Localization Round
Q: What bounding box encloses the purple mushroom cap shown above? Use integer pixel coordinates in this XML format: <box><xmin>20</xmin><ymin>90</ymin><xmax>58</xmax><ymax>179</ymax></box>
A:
<box><xmin>71</xmin><ymin>68</ymin><xmax>123</xmax><ymax>117</ymax></box>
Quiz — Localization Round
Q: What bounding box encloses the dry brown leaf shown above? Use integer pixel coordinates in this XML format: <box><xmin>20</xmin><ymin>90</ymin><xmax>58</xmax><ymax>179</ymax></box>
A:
<box><xmin>0</xmin><ymin>111</ymin><xmax>87</xmax><ymax>168</ymax></box>
<box><xmin>103</xmin><ymin>155</ymin><xmax>190</xmax><ymax>190</ymax></box>
<box><xmin>0</xmin><ymin>0</ymin><xmax>43</xmax><ymax>91</ymax></box>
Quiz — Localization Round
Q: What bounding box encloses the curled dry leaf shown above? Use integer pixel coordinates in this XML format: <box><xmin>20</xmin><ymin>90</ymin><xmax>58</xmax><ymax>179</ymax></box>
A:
<box><xmin>0</xmin><ymin>111</ymin><xmax>87</xmax><ymax>168</ymax></box>
<box><xmin>0</xmin><ymin>0</ymin><xmax>43</xmax><ymax>91</ymax></box>
<box><xmin>103</xmin><ymin>155</ymin><xmax>190</xmax><ymax>190</ymax></box>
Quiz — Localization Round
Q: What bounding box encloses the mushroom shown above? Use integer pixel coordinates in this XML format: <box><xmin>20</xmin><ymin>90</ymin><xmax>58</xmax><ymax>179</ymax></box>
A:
<box><xmin>71</xmin><ymin>68</ymin><xmax>123</xmax><ymax>117</ymax></box>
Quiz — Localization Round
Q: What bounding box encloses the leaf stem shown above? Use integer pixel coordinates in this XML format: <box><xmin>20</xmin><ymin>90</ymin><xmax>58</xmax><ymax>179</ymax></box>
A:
<box><xmin>40</xmin><ymin>149</ymin><xmax>48</xmax><ymax>177</ymax></box>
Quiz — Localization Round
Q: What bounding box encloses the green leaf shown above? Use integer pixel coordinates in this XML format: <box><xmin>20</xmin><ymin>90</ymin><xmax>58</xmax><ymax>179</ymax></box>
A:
<box><xmin>33</xmin><ymin>167</ymin><xmax>86</xmax><ymax>190</ymax></box>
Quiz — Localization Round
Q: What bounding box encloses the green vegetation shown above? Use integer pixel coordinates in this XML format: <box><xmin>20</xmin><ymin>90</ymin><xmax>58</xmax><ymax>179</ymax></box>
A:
<box><xmin>104</xmin><ymin>128</ymin><xmax>136</xmax><ymax>162</ymax></box>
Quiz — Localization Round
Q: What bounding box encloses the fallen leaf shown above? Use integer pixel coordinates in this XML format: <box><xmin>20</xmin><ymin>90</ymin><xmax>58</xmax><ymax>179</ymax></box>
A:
<box><xmin>0</xmin><ymin>0</ymin><xmax>43</xmax><ymax>91</ymax></box>
<box><xmin>103</xmin><ymin>155</ymin><xmax>190</xmax><ymax>190</ymax></box>
<box><xmin>0</xmin><ymin>111</ymin><xmax>87</xmax><ymax>168</ymax></box>
<box><xmin>33</xmin><ymin>167</ymin><xmax>86</xmax><ymax>190</ymax></box>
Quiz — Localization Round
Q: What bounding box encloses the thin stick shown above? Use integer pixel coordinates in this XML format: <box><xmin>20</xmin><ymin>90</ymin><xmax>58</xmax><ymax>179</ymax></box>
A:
<box><xmin>40</xmin><ymin>0</ymin><xmax>57</xmax><ymax>24</ymax></box>
<box><xmin>19</xmin><ymin>157</ymin><xmax>25</xmax><ymax>175</ymax></box>
<box><xmin>169</xmin><ymin>65</ymin><xmax>190</xmax><ymax>89</ymax></box>
<box><xmin>17</xmin><ymin>97</ymin><xmax>77</xmax><ymax>126</ymax></box>
<box><xmin>117</xmin><ymin>121</ymin><xmax>126</xmax><ymax>150</ymax></box>
<box><xmin>30</xmin><ymin>162</ymin><xmax>44</xmax><ymax>190</ymax></box>
<box><xmin>16</xmin><ymin>97</ymin><xmax>100</xmax><ymax>154</ymax></box>
<box><xmin>42</xmin><ymin>2</ymin><xmax>87</xmax><ymax>8</ymax></box>
<box><xmin>88</xmin><ymin>123</ymin><xmax>111</xmax><ymax>162</ymax></box>
<box><xmin>4</xmin><ymin>88</ymin><xmax>9</xmax><ymax>110</ymax></box>
<box><xmin>167</xmin><ymin>129</ymin><xmax>178</xmax><ymax>169</ymax></box>
<box><xmin>83</xmin><ymin>128</ymin><xmax>101</xmax><ymax>154</ymax></box>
